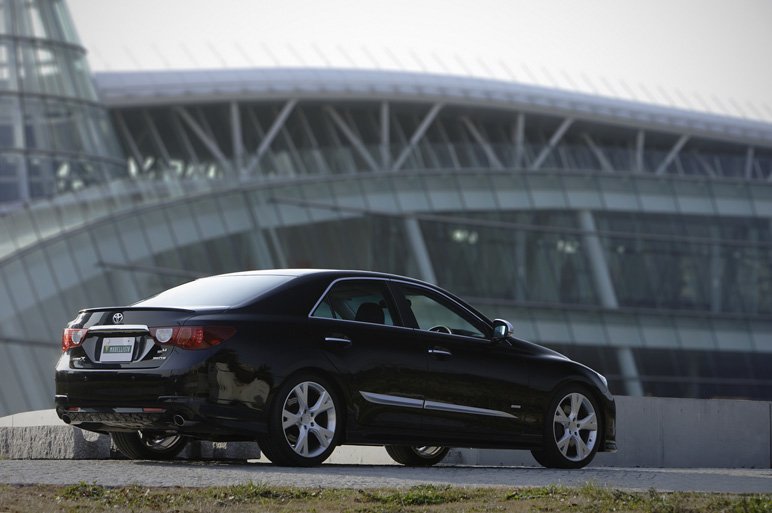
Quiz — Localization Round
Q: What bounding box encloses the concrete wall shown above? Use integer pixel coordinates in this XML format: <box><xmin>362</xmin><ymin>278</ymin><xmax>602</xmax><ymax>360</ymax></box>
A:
<box><xmin>1</xmin><ymin>396</ymin><xmax>770</xmax><ymax>467</ymax></box>
<box><xmin>452</xmin><ymin>396</ymin><xmax>772</xmax><ymax>468</ymax></box>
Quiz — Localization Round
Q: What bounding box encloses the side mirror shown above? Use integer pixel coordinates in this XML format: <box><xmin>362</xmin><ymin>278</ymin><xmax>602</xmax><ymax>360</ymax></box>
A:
<box><xmin>492</xmin><ymin>319</ymin><xmax>513</xmax><ymax>343</ymax></box>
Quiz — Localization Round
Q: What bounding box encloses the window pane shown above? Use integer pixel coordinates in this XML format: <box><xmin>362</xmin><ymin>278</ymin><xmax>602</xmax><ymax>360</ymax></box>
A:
<box><xmin>398</xmin><ymin>284</ymin><xmax>485</xmax><ymax>338</ymax></box>
<box><xmin>311</xmin><ymin>280</ymin><xmax>395</xmax><ymax>326</ymax></box>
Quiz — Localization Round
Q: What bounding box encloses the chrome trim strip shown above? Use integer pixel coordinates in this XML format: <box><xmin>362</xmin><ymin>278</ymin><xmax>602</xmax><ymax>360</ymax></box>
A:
<box><xmin>360</xmin><ymin>391</ymin><xmax>517</xmax><ymax>419</ymax></box>
<box><xmin>427</xmin><ymin>348</ymin><xmax>453</xmax><ymax>357</ymax></box>
<box><xmin>424</xmin><ymin>400</ymin><xmax>518</xmax><ymax>419</ymax></box>
<box><xmin>88</xmin><ymin>324</ymin><xmax>150</xmax><ymax>333</ymax></box>
<box><xmin>359</xmin><ymin>391</ymin><xmax>423</xmax><ymax>409</ymax></box>
<box><xmin>324</xmin><ymin>336</ymin><xmax>351</xmax><ymax>344</ymax></box>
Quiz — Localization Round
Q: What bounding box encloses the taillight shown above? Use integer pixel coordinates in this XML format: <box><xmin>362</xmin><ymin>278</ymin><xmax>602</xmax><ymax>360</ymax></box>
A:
<box><xmin>62</xmin><ymin>328</ymin><xmax>88</xmax><ymax>352</ymax></box>
<box><xmin>149</xmin><ymin>326</ymin><xmax>235</xmax><ymax>350</ymax></box>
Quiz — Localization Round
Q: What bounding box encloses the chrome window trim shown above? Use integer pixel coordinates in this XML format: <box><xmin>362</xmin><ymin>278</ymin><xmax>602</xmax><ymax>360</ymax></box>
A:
<box><xmin>307</xmin><ymin>275</ymin><xmax>492</xmax><ymax>335</ymax></box>
<box><xmin>360</xmin><ymin>391</ymin><xmax>516</xmax><ymax>419</ymax></box>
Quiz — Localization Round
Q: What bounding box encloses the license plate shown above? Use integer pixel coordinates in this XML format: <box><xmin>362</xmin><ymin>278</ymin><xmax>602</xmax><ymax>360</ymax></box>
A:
<box><xmin>100</xmin><ymin>337</ymin><xmax>135</xmax><ymax>362</ymax></box>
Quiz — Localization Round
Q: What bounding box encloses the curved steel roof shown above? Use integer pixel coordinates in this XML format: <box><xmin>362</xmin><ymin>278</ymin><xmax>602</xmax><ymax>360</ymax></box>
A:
<box><xmin>94</xmin><ymin>68</ymin><xmax>772</xmax><ymax>147</ymax></box>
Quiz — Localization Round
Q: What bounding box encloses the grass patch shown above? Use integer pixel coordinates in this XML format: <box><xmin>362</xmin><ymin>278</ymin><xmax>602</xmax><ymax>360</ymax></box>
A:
<box><xmin>0</xmin><ymin>482</ymin><xmax>768</xmax><ymax>513</ymax></box>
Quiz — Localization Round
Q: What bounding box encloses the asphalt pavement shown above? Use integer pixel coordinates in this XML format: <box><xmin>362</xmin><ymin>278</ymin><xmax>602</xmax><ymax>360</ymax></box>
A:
<box><xmin>1</xmin><ymin>460</ymin><xmax>770</xmax><ymax>494</ymax></box>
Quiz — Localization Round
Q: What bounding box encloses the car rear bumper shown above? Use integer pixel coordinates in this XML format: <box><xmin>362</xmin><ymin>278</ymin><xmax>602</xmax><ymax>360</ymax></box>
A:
<box><xmin>55</xmin><ymin>393</ymin><xmax>267</xmax><ymax>440</ymax></box>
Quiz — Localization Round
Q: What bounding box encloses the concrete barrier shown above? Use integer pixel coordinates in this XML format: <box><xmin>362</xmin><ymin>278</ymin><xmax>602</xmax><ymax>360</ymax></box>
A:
<box><xmin>450</xmin><ymin>396</ymin><xmax>772</xmax><ymax>468</ymax></box>
<box><xmin>1</xmin><ymin>396</ymin><xmax>769</xmax><ymax>467</ymax></box>
<box><xmin>0</xmin><ymin>410</ymin><xmax>260</xmax><ymax>460</ymax></box>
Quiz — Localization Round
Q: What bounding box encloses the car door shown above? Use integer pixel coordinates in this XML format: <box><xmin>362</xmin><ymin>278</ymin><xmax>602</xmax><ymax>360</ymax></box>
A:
<box><xmin>307</xmin><ymin>278</ymin><xmax>427</xmax><ymax>436</ymax></box>
<box><xmin>390</xmin><ymin>282</ymin><xmax>533</xmax><ymax>444</ymax></box>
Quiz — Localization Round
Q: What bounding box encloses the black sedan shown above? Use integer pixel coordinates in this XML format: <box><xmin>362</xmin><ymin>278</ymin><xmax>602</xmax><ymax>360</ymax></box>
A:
<box><xmin>55</xmin><ymin>269</ymin><xmax>616</xmax><ymax>468</ymax></box>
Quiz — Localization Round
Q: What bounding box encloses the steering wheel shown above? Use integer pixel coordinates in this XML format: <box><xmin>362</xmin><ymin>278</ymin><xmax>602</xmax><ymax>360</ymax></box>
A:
<box><xmin>429</xmin><ymin>325</ymin><xmax>452</xmax><ymax>334</ymax></box>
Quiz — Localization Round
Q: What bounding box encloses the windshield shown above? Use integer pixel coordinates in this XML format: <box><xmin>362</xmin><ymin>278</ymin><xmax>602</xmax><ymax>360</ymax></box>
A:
<box><xmin>134</xmin><ymin>275</ymin><xmax>294</xmax><ymax>308</ymax></box>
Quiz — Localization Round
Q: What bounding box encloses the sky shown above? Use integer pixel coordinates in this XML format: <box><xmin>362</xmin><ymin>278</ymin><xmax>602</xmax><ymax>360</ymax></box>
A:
<box><xmin>67</xmin><ymin>0</ymin><xmax>772</xmax><ymax>123</ymax></box>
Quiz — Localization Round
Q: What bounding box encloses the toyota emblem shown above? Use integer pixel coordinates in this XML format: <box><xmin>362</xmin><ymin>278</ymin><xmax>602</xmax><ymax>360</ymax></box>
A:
<box><xmin>112</xmin><ymin>312</ymin><xmax>124</xmax><ymax>324</ymax></box>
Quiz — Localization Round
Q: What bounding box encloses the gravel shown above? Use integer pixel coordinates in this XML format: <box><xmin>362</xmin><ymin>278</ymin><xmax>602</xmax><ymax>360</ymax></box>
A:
<box><xmin>1</xmin><ymin>460</ymin><xmax>770</xmax><ymax>494</ymax></box>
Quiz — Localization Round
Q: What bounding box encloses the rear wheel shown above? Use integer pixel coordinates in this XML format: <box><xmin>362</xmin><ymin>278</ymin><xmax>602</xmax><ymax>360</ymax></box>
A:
<box><xmin>258</xmin><ymin>374</ymin><xmax>342</xmax><ymax>467</ymax></box>
<box><xmin>111</xmin><ymin>431</ymin><xmax>187</xmax><ymax>460</ymax></box>
<box><xmin>531</xmin><ymin>386</ymin><xmax>601</xmax><ymax>469</ymax></box>
<box><xmin>385</xmin><ymin>445</ymin><xmax>449</xmax><ymax>466</ymax></box>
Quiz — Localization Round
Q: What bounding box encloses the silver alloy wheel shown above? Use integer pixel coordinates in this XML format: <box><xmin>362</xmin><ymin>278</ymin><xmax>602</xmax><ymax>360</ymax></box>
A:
<box><xmin>552</xmin><ymin>392</ymin><xmax>598</xmax><ymax>462</ymax></box>
<box><xmin>281</xmin><ymin>381</ymin><xmax>337</xmax><ymax>458</ymax></box>
<box><xmin>138</xmin><ymin>432</ymin><xmax>183</xmax><ymax>451</ymax></box>
<box><xmin>413</xmin><ymin>446</ymin><xmax>446</xmax><ymax>458</ymax></box>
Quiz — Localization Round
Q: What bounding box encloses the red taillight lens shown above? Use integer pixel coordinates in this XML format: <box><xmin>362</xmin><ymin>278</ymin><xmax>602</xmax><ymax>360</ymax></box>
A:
<box><xmin>62</xmin><ymin>328</ymin><xmax>88</xmax><ymax>352</ymax></box>
<box><xmin>149</xmin><ymin>326</ymin><xmax>235</xmax><ymax>350</ymax></box>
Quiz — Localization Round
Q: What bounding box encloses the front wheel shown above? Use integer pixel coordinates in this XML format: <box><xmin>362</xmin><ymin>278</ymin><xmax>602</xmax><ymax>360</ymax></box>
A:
<box><xmin>111</xmin><ymin>431</ymin><xmax>187</xmax><ymax>460</ymax></box>
<box><xmin>258</xmin><ymin>374</ymin><xmax>342</xmax><ymax>467</ymax></box>
<box><xmin>531</xmin><ymin>386</ymin><xmax>601</xmax><ymax>469</ymax></box>
<box><xmin>385</xmin><ymin>445</ymin><xmax>449</xmax><ymax>466</ymax></box>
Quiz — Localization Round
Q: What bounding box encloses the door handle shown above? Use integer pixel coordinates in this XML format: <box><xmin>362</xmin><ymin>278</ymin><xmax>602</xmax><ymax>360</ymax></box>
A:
<box><xmin>324</xmin><ymin>336</ymin><xmax>352</xmax><ymax>349</ymax></box>
<box><xmin>428</xmin><ymin>347</ymin><xmax>452</xmax><ymax>359</ymax></box>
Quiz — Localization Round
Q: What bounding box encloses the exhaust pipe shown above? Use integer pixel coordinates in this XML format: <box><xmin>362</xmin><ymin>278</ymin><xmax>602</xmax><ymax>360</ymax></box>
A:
<box><xmin>173</xmin><ymin>414</ymin><xmax>198</xmax><ymax>427</ymax></box>
<box><xmin>61</xmin><ymin>414</ymin><xmax>72</xmax><ymax>424</ymax></box>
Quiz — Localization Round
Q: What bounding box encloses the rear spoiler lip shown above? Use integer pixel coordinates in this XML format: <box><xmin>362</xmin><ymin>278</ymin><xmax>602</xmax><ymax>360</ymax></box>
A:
<box><xmin>79</xmin><ymin>306</ymin><xmax>196</xmax><ymax>314</ymax></box>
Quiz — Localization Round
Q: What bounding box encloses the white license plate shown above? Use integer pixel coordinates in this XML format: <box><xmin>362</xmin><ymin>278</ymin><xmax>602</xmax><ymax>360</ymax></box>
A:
<box><xmin>100</xmin><ymin>337</ymin><xmax>135</xmax><ymax>362</ymax></box>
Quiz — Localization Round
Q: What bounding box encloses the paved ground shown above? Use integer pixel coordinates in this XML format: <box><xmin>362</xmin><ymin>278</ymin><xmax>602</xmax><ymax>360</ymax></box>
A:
<box><xmin>0</xmin><ymin>460</ymin><xmax>770</xmax><ymax>494</ymax></box>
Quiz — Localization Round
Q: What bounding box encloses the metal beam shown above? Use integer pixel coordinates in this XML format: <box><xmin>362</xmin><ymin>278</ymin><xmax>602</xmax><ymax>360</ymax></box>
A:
<box><xmin>581</xmin><ymin>133</ymin><xmax>614</xmax><ymax>172</ymax></box>
<box><xmin>297</xmin><ymin>109</ymin><xmax>330</xmax><ymax>175</ymax></box>
<box><xmin>461</xmin><ymin>117</ymin><xmax>503</xmax><ymax>169</ymax></box>
<box><xmin>244</xmin><ymin>99</ymin><xmax>298</xmax><ymax>175</ymax></box>
<box><xmin>578</xmin><ymin>208</ymin><xmax>643</xmax><ymax>397</ymax></box>
<box><xmin>170</xmin><ymin>109</ymin><xmax>199</xmax><ymax>168</ymax></box>
<box><xmin>530</xmin><ymin>117</ymin><xmax>574</xmax><ymax>170</ymax></box>
<box><xmin>114</xmin><ymin>111</ymin><xmax>146</xmax><ymax>175</ymax></box>
<box><xmin>143</xmin><ymin>110</ymin><xmax>172</xmax><ymax>168</ymax></box>
<box><xmin>174</xmin><ymin>106</ymin><xmax>233</xmax><ymax>174</ymax></box>
<box><xmin>655</xmin><ymin>134</ymin><xmax>690</xmax><ymax>175</ymax></box>
<box><xmin>436</xmin><ymin>119</ymin><xmax>461</xmax><ymax>169</ymax></box>
<box><xmin>635</xmin><ymin>130</ymin><xmax>645</xmax><ymax>172</ymax></box>
<box><xmin>380</xmin><ymin>102</ymin><xmax>391</xmax><ymax>169</ymax></box>
<box><xmin>744</xmin><ymin>146</ymin><xmax>755</xmax><ymax>180</ymax></box>
<box><xmin>578</xmin><ymin>210</ymin><xmax>618</xmax><ymax>309</ymax></box>
<box><xmin>324</xmin><ymin>105</ymin><xmax>380</xmax><ymax>172</ymax></box>
<box><xmin>513</xmin><ymin>113</ymin><xmax>525</xmax><ymax>168</ymax></box>
<box><xmin>391</xmin><ymin>103</ymin><xmax>443</xmax><ymax>171</ymax></box>
<box><xmin>230</xmin><ymin>102</ymin><xmax>244</xmax><ymax>172</ymax></box>
<box><xmin>694</xmin><ymin>153</ymin><xmax>717</xmax><ymax>177</ymax></box>
<box><xmin>404</xmin><ymin>217</ymin><xmax>437</xmax><ymax>284</ymax></box>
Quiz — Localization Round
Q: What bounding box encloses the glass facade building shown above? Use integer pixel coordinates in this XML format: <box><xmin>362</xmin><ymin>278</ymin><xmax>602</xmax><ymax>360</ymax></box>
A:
<box><xmin>0</xmin><ymin>3</ymin><xmax>771</xmax><ymax>416</ymax></box>
<box><xmin>0</xmin><ymin>0</ymin><xmax>123</xmax><ymax>207</ymax></box>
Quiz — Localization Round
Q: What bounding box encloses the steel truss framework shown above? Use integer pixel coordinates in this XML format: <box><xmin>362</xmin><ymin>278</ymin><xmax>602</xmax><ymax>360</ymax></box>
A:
<box><xmin>112</xmin><ymin>99</ymin><xmax>772</xmax><ymax>185</ymax></box>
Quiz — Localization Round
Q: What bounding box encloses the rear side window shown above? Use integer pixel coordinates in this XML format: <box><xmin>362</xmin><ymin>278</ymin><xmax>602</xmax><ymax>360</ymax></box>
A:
<box><xmin>135</xmin><ymin>275</ymin><xmax>293</xmax><ymax>308</ymax></box>
<box><xmin>311</xmin><ymin>280</ymin><xmax>396</xmax><ymax>326</ymax></box>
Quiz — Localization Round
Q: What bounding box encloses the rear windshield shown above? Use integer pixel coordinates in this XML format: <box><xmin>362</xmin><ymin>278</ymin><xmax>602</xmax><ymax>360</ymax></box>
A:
<box><xmin>134</xmin><ymin>275</ymin><xmax>294</xmax><ymax>308</ymax></box>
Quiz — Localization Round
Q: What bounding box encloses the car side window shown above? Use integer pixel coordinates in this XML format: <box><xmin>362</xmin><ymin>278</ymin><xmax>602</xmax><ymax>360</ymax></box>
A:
<box><xmin>311</xmin><ymin>280</ymin><xmax>396</xmax><ymax>326</ymax></box>
<box><xmin>395</xmin><ymin>284</ymin><xmax>486</xmax><ymax>338</ymax></box>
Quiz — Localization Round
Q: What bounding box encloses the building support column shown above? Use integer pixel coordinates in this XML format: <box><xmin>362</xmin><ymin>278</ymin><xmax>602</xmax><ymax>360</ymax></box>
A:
<box><xmin>403</xmin><ymin>217</ymin><xmax>437</xmax><ymax>284</ymax></box>
<box><xmin>577</xmin><ymin>209</ymin><xmax>643</xmax><ymax>396</ymax></box>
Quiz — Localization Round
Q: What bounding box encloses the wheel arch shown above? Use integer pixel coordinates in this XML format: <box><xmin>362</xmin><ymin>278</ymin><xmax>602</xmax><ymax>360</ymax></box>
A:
<box><xmin>267</xmin><ymin>366</ymin><xmax>350</xmax><ymax>444</ymax></box>
<box><xmin>547</xmin><ymin>378</ymin><xmax>608</xmax><ymax>450</ymax></box>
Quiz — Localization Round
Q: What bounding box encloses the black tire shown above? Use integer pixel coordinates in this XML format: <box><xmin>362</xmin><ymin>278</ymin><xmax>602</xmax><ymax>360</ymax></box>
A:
<box><xmin>385</xmin><ymin>445</ymin><xmax>449</xmax><ymax>466</ymax></box>
<box><xmin>111</xmin><ymin>431</ymin><xmax>187</xmax><ymax>460</ymax></box>
<box><xmin>531</xmin><ymin>385</ymin><xmax>602</xmax><ymax>469</ymax></box>
<box><xmin>258</xmin><ymin>373</ymin><xmax>343</xmax><ymax>467</ymax></box>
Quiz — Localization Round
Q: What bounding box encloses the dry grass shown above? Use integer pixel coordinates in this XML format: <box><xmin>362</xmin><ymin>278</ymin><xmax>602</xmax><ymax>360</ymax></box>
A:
<box><xmin>0</xmin><ymin>482</ymin><xmax>769</xmax><ymax>513</ymax></box>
